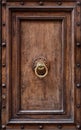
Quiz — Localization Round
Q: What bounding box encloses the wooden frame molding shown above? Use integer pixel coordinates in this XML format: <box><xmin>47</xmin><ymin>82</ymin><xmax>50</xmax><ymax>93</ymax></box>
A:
<box><xmin>6</xmin><ymin>5</ymin><xmax>75</xmax><ymax>124</ymax></box>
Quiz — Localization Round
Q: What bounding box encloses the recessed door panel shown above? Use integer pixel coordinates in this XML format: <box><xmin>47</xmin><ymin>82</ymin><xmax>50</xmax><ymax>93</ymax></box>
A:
<box><xmin>21</xmin><ymin>19</ymin><xmax>64</xmax><ymax>111</ymax></box>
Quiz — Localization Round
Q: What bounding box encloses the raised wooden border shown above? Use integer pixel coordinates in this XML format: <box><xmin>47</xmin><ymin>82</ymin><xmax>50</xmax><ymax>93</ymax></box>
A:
<box><xmin>6</xmin><ymin>0</ymin><xmax>76</xmax><ymax>2</ymax></box>
<box><xmin>6</xmin><ymin>5</ymin><xmax>75</xmax><ymax>124</ymax></box>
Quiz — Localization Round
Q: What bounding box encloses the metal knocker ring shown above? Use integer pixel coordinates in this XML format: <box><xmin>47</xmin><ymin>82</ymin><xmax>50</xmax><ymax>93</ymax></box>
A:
<box><xmin>33</xmin><ymin>57</ymin><xmax>49</xmax><ymax>78</ymax></box>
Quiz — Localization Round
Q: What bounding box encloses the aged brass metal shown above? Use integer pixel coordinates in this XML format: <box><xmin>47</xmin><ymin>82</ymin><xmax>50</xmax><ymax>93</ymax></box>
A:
<box><xmin>33</xmin><ymin>57</ymin><xmax>49</xmax><ymax>78</ymax></box>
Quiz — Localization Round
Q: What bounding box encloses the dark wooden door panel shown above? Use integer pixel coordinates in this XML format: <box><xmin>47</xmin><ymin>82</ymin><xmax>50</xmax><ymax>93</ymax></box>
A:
<box><xmin>1</xmin><ymin>0</ymin><xmax>81</xmax><ymax>130</ymax></box>
<box><xmin>17</xmin><ymin>18</ymin><xmax>63</xmax><ymax>111</ymax></box>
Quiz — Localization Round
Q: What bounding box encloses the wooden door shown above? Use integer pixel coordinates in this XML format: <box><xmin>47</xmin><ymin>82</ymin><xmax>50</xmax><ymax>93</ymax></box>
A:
<box><xmin>1</xmin><ymin>0</ymin><xmax>81</xmax><ymax>129</ymax></box>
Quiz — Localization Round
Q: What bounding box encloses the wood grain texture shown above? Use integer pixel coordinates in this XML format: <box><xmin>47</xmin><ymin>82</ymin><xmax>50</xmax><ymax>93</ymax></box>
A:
<box><xmin>21</xmin><ymin>20</ymin><xmax>63</xmax><ymax>111</ymax></box>
<box><xmin>1</xmin><ymin>0</ymin><xmax>81</xmax><ymax>129</ymax></box>
<box><xmin>5</xmin><ymin>6</ymin><xmax>75</xmax><ymax>124</ymax></box>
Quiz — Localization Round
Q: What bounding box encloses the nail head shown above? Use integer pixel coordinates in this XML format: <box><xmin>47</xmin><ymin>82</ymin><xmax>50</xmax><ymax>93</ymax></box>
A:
<box><xmin>76</xmin><ymin>22</ymin><xmax>81</xmax><ymax>26</ymax></box>
<box><xmin>76</xmin><ymin>42</ymin><xmax>81</xmax><ymax>47</ymax></box>
<box><xmin>2</xmin><ymin>64</ymin><xmax>6</xmax><ymax>67</ymax></box>
<box><xmin>21</xmin><ymin>125</ymin><xmax>24</xmax><ymax>129</ymax></box>
<box><xmin>39</xmin><ymin>125</ymin><xmax>43</xmax><ymax>129</ymax></box>
<box><xmin>2</xmin><ymin>42</ymin><xmax>6</xmax><ymax>47</ymax></box>
<box><xmin>57</xmin><ymin>124</ymin><xmax>62</xmax><ymax>129</ymax></box>
<box><xmin>76</xmin><ymin>64</ymin><xmax>81</xmax><ymax>67</ymax></box>
<box><xmin>2</xmin><ymin>84</ymin><xmax>6</xmax><ymax>88</ymax></box>
<box><xmin>76</xmin><ymin>83</ymin><xmax>81</xmax><ymax>88</ymax></box>
<box><xmin>39</xmin><ymin>1</ymin><xmax>44</xmax><ymax>5</ymax></box>
<box><xmin>2</xmin><ymin>125</ymin><xmax>6</xmax><ymax>129</ymax></box>
<box><xmin>76</xmin><ymin>124</ymin><xmax>81</xmax><ymax>129</ymax></box>
<box><xmin>76</xmin><ymin>104</ymin><xmax>81</xmax><ymax>108</ymax></box>
<box><xmin>57</xmin><ymin>2</ymin><xmax>62</xmax><ymax>5</ymax></box>
<box><xmin>77</xmin><ymin>1</ymin><xmax>81</xmax><ymax>5</ymax></box>
<box><xmin>20</xmin><ymin>2</ymin><xmax>24</xmax><ymax>5</ymax></box>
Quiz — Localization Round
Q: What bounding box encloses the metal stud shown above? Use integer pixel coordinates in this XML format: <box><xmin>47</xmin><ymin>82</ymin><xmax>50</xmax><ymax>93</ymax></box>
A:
<box><xmin>2</xmin><ymin>83</ymin><xmax>6</xmax><ymax>88</ymax></box>
<box><xmin>57</xmin><ymin>2</ymin><xmax>62</xmax><ymax>5</ymax></box>
<box><xmin>2</xmin><ymin>1</ymin><xmax>6</xmax><ymax>6</ymax></box>
<box><xmin>2</xmin><ymin>23</ymin><xmax>6</xmax><ymax>26</ymax></box>
<box><xmin>20</xmin><ymin>1</ymin><xmax>24</xmax><ymax>5</ymax></box>
<box><xmin>2</xmin><ymin>42</ymin><xmax>6</xmax><ymax>47</ymax></box>
<box><xmin>76</xmin><ymin>42</ymin><xmax>81</xmax><ymax>47</ymax></box>
<box><xmin>39</xmin><ymin>1</ymin><xmax>44</xmax><ymax>6</ymax></box>
<box><xmin>76</xmin><ymin>63</ymin><xmax>81</xmax><ymax>67</ymax></box>
<box><xmin>2</xmin><ymin>64</ymin><xmax>6</xmax><ymax>67</ymax></box>
<box><xmin>57</xmin><ymin>124</ymin><xmax>62</xmax><ymax>129</ymax></box>
<box><xmin>76</xmin><ymin>22</ymin><xmax>81</xmax><ymax>26</ymax></box>
<box><xmin>2</xmin><ymin>125</ymin><xmax>6</xmax><ymax>129</ymax></box>
<box><xmin>2</xmin><ymin>95</ymin><xmax>6</xmax><ymax>100</ymax></box>
<box><xmin>21</xmin><ymin>125</ymin><xmax>24</xmax><ymax>129</ymax></box>
<box><xmin>76</xmin><ymin>124</ymin><xmax>81</xmax><ymax>129</ymax></box>
<box><xmin>39</xmin><ymin>125</ymin><xmax>43</xmax><ymax>129</ymax></box>
<box><xmin>77</xmin><ymin>1</ymin><xmax>81</xmax><ymax>5</ymax></box>
<box><xmin>76</xmin><ymin>104</ymin><xmax>81</xmax><ymax>108</ymax></box>
<box><xmin>76</xmin><ymin>83</ymin><xmax>81</xmax><ymax>88</ymax></box>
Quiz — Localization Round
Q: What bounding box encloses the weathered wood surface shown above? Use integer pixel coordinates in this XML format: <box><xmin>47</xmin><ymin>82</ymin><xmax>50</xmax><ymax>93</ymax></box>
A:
<box><xmin>1</xmin><ymin>0</ymin><xmax>81</xmax><ymax>129</ymax></box>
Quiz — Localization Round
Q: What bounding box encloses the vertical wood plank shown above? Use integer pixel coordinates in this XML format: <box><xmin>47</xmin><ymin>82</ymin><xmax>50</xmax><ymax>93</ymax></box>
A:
<box><xmin>75</xmin><ymin>2</ymin><xmax>81</xmax><ymax>127</ymax></box>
